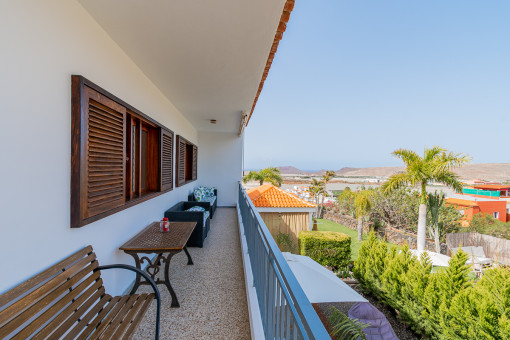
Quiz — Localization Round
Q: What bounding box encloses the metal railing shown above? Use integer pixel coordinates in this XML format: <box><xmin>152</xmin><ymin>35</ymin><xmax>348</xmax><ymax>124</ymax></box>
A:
<box><xmin>238</xmin><ymin>184</ymin><xmax>330</xmax><ymax>339</ymax></box>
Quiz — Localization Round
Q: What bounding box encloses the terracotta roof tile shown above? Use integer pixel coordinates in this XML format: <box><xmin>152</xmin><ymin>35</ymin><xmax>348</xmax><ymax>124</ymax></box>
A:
<box><xmin>247</xmin><ymin>184</ymin><xmax>316</xmax><ymax>208</ymax></box>
<box><xmin>446</xmin><ymin>198</ymin><xmax>479</xmax><ymax>207</ymax></box>
<box><xmin>473</xmin><ymin>184</ymin><xmax>510</xmax><ymax>190</ymax></box>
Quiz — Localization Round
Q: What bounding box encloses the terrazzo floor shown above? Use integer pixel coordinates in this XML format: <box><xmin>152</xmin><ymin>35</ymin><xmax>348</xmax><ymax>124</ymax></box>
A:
<box><xmin>133</xmin><ymin>208</ymin><xmax>251</xmax><ymax>339</ymax></box>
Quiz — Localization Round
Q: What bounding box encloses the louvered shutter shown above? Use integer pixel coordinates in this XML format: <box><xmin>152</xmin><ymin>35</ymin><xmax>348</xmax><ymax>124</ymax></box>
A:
<box><xmin>84</xmin><ymin>87</ymin><xmax>126</xmax><ymax>218</ymax></box>
<box><xmin>175</xmin><ymin>136</ymin><xmax>186</xmax><ymax>187</ymax></box>
<box><xmin>71</xmin><ymin>84</ymin><xmax>126</xmax><ymax>227</ymax></box>
<box><xmin>192</xmin><ymin>145</ymin><xmax>198</xmax><ymax>180</ymax></box>
<box><xmin>160</xmin><ymin>129</ymin><xmax>173</xmax><ymax>191</ymax></box>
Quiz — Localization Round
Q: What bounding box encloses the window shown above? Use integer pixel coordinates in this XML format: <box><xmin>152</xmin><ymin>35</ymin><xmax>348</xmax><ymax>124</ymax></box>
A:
<box><xmin>493</xmin><ymin>212</ymin><xmax>500</xmax><ymax>219</ymax></box>
<box><xmin>71</xmin><ymin>75</ymin><xmax>174</xmax><ymax>228</ymax></box>
<box><xmin>175</xmin><ymin>135</ymin><xmax>197</xmax><ymax>187</ymax></box>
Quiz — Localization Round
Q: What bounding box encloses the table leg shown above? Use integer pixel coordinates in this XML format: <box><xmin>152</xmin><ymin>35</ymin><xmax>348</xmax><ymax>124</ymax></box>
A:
<box><xmin>163</xmin><ymin>252</ymin><xmax>180</xmax><ymax>308</ymax></box>
<box><xmin>183</xmin><ymin>246</ymin><xmax>194</xmax><ymax>265</ymax></box>
<box><xmin>127</xmin><ymin>253</ymin><xmax>142</xmax><ymax>295</ymax></box>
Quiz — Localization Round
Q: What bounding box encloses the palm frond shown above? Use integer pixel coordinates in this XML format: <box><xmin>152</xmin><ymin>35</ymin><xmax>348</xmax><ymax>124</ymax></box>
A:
<box><xmin>433</xmin><ymin>171</ymin><xmax>464</xmax><ymax>192</ymax></box>
<box><xmin>392</xmin><ymin>149</ymin><xmax>421</xmax><ymax>167</ymax></box>
<box><xmin>382</xmin><ymin>172</ymin><xmax>412</xmax><ymax>195</ymax></box>
<box><xmin>424</xmin><ymin>146</ymin><xmax>446</xmax><ymax>162</ymax></box>
<box><xmin>327</xmin><ymin>306</ymin><xmax>368</xmax><ymax>340</ymax></box>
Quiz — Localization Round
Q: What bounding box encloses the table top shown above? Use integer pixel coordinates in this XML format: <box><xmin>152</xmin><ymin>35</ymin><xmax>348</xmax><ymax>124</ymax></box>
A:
<box><xmin>119</xmin><ymin>221</ymin><xmax>197</xmax><ymax>252</ymax></box>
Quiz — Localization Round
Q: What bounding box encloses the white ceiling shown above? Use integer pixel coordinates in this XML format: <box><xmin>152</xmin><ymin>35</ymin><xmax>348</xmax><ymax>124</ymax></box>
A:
<box><xmin>78</xmin><ymin>0</ymin><xmax>286</xmax><ymax>133</ymax></box>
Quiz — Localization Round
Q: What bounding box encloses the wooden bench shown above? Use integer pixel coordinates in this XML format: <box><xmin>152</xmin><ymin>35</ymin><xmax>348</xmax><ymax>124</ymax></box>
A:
<box><xmin>0</xmin><ymin>246</ymin><xmax>161</xmax><ymax>339</ymax></box>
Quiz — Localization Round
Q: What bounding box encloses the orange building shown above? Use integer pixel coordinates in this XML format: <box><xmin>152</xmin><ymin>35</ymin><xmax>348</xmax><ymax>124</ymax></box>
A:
<box><xmin>446</xmin><ymin>194</ymin><xmax>508</xmax><ymax>226</ymax></box>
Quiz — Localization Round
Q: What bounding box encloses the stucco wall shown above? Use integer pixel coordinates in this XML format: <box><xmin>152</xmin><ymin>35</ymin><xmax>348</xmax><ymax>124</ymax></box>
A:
<box><xmin>197</xmin><ymin>132</ymin><xmax>243</xmax><ymax>206</ymax></box>
<box><xmin>0</xmin><ymin>0</ymin><xmax>200</xmax><ymax>294</ymax></box>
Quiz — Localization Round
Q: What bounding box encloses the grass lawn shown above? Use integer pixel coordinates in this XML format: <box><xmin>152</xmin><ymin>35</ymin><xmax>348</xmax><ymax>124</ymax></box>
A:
<box><xmin>315</xmin><ymin>218</ymin><xmax>399</xmax><ymax>261</ymax></box>
<box><xmin>315</xmin><ymin>219</ymin><xmax>363</xmax><ymax>261</ymax></box>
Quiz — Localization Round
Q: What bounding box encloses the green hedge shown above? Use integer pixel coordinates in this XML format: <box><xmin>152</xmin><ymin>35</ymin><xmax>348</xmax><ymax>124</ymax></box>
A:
<box><xmin>354</xmin><ymin>232</ymin><xmax>510</xmax><ymax>339</ymax></box>
<box><xmin>298</xmin><ymin>231</ymin><xmax>351</xmax><ymax>269</ymax></box>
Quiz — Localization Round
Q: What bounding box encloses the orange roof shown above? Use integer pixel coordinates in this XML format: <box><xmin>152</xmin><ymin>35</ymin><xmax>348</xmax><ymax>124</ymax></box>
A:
<box><xmin>446</xmin><ymin>198</ymin><xmax>479</xmax><ymax>207</ymax></box>
<box><xmin>473</xmin><ymin>184</ymin><xmax>510</xmax><ymax>190</ymax></box>
<box><xmin>247</xmin><ymin>184</ymin><xmax>316</xmax><ymax>208</ymax></box>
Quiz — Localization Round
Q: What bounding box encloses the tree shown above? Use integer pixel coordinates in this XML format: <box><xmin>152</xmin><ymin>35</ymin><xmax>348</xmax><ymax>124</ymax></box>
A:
<box><xmin>427</xmin><ymin>191</ymin><xmax>444</xmax><ymax>253</ymax></box>
<box><xmin>307</xmin><ymin>178</ymin><xmax>325</xmax><ymax>217</ymax></box>
<box><xmin>337</xmin><ymin>187</ymin><xmax>355</xmax><ymax>217</ymax></box>
<box><xmin>369</xmin><ymin>187</ymin><xmax>420</xmax><ymax>231</ymax></box>
<box><xmin>382</xmin><ymin>147</ymin><xmax>470</xmax><ymax>251</ymax></box>
<box><xmin>354</xmin><ymin>190</ymin><xmax>375</xmax><ymax>241</ymax></box>
<box><xmin>242</xmin><ymin>167</ymin><xmax>283</xmax><ymax>186</ymax></box>
<box><xmin>318</xmin><ymin>170</ymin><xmax>336</xmax><ymax>217</ymax></box>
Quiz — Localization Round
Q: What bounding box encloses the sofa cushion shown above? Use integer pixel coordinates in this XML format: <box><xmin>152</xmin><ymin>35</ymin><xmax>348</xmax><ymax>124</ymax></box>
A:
<box><xmin>186</xmin><ymin>206</ymin><xmax>206</xmax><ymax>212</ymax></box>
<box><xmin>202</xmin><ymin>196</ymin><xmax>216</xmax><ymax>205</ymax></box>
<box><xmin>185</xmin><ymin>206</ymin><xmax>209</xmax><ymax>226</ymax></box>
<box><xmin>194</xmin><ymin>186</ymin><xmax>216</xmax><ymax>201</ymax></box>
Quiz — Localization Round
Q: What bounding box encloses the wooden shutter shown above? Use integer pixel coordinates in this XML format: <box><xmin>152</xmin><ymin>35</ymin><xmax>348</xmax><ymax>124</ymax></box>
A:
<box><xmin>175</xmin><ymin>135</ymin><xmax>186</xmax><ymax>187</ymax></box>
<box><xmin>71</xmin><ymin>80</ymin><xmax>126</xmax><ymax>227</ymax></box>
<box><xmin>160</xmin><ymin>129</ymin><xmax>173</xmax><ymax>191</ymax></box>
<box><xmin>192</xmin><ymin>145</ymin><xmax>198</xmax><ymax>180</ymax></box>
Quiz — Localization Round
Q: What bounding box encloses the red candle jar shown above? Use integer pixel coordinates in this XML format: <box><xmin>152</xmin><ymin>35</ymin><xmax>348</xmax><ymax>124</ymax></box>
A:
<box><xmin>160</xmin><ymin>217</ymin><xmax>170</xmax><ymax>232</ymax></box>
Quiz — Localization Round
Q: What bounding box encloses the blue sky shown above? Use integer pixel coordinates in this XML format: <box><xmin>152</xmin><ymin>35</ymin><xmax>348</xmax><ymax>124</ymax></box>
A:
<box><xmin>244</xmin><ymin>0</ymin><xmax>510</xmax><ymax>171</ymax></box>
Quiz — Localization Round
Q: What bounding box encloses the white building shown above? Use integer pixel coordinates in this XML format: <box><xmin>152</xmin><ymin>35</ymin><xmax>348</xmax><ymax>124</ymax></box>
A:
<box><xmin>0</xmin><ymin>1</ymin><xmax>328</xmax><ymax>338</ymax></box>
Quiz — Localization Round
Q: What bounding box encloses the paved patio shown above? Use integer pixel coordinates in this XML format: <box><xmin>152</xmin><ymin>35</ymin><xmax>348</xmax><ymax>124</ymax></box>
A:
<box><xmin>133</xmin><ymin>208</ymin><xmax>251</xmax><ymax>339</ymax></box>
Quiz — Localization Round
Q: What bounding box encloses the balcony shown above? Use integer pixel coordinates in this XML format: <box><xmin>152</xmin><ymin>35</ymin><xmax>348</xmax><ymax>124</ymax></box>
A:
<box><xmin>132</xmin><ymin>185</ymin><xmax>328</xmax><ymax>339</ymax></box>
<box><xmin>134</xmin><ymin>208</ymin><xmax>251</xmax><ymax>339</ymax></box>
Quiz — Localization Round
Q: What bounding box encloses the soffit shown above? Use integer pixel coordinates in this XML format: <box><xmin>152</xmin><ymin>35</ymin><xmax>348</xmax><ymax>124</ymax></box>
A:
<box><xmin>78</xmin><ymin>0</ymin><xmax>286</xmax><ymax>133</ymax></box>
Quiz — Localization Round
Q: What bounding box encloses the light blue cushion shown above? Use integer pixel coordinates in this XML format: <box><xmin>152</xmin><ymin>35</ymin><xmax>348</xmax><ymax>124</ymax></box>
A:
<box><xmin>202</xmin><ymin>196</ymin><xmax>216</xmax><ymax>205</ymax></box>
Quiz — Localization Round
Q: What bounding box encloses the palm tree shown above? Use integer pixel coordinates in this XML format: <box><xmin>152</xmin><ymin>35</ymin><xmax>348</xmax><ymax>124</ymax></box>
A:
<box><xmin>382</xmin><ymin>147</ymin><xmax>470</xmax><ymax>251</ymax></box>
<box><xmin>427</xmin><ymin>191</ymin><xmax>444</xmax><ymax>253</ymax></box>
<box><xmin>308</xmin><ymin>178</ymin><xmax>325</xmax><ymax>217</ymax></box>
<box><xmin>318</xmin><ymin>170</ymin><xmax>337</xmax><ymax>217</ymax></box>
<box><xmin>243</xmin><ymin>167</ymin><xmax>283</xmax><ymax>187</ymax></box>
<box><xmin>354</xmin><ymin>190</ymin><xmax>375</xmax><ymax>241</ymax></box>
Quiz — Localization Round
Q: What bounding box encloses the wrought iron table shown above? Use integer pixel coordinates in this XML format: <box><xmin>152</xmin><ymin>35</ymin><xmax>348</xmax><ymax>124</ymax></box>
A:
<box><xmin>120</xmin><ymin>221</ymin><xmax>197</xmax><ymax>307</ymax></box>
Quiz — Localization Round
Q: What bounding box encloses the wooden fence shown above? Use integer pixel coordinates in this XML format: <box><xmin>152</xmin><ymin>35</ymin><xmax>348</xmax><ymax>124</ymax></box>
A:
<box><xmin>446</xmin><ymin>232</ymin><xmax>510</xmax><ymax>265</ymax></box>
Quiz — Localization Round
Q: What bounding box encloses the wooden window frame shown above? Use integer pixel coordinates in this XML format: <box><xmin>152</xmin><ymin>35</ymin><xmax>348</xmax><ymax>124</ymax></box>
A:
<box><xmin>71</xmin><ymin>75</ymin><xmax>174</xmax><ymax>228</ymax></box>
<box><xmin>175</xmin><ymin>135</ymin><xmax>198</xmax><ymax>188</ymax></box>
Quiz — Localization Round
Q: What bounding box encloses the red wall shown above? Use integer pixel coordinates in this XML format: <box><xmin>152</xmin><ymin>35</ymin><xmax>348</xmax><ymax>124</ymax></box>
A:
<box><xmin>477</xmin><ymin>201</ymin><xmax>507</xmax><ymax>222</ymax></box>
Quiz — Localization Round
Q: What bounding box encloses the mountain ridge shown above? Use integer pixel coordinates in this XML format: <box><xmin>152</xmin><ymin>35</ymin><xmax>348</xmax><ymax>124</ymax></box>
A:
<box><xmin>275</xmin><ymin>163</ymin><xmax>510</xmax><ymax>181</ymax></box>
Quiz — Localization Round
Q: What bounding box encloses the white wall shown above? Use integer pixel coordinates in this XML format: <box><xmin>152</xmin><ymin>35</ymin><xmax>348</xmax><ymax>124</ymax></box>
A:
<box><xmin>0</xmin><ymin>0</ymin><xmax>200</xmax><ymax>294</ymax></box>
<box><xmin>197</xmin><ymin>132</ymin><xmax>243</xmax><ymax>206</ymax></box>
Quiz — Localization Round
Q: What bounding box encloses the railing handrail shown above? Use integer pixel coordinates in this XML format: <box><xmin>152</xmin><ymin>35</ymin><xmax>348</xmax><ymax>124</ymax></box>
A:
<box><xmin>239</xmin><ymin>183</ymin><xmax>330</xmax><ymax>339</ymax></box>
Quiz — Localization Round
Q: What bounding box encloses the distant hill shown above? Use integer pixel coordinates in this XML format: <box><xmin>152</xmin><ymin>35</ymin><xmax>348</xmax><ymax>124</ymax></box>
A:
<box><xmin>277</xmin><ymin>166</ymin><xmax>306</xmax><ymax>175</ymax></box>
<box><xmin>335</xmin><ymin>163</ymin><xmax>510</xmax><ymax>182</ymax></box>
<box><xmin>275</xmin><ymin>164</ymin><xmax>510</xmax><ymax>182</ymax></box>
<box><xmin>336</xmin><ymin>167</ymin><xmax>361</xmax><ymax>175</ymax></box>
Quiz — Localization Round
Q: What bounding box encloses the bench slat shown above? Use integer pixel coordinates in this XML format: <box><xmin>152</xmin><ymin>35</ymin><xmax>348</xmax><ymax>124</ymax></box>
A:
<box><xmin>125</xmin><ymin>294</ymin><xmax>155</xmax><ymax>337</ymax></box>
<box><xmin>12</xmin><ymin>275</ymin><xmax>104</xmax><ymax>339</ymax></box>
<box><xmin>116</xmin><ymin>294</ymin><xmax>154</xmax><ymax>339</ymax></box>
<box><xmin>0</xmin><ymin>246</ymin><xmax>93</xmax><ymax>308</ymax></box>
<box><xmin>0</xmin><ymin>262</ymin><xmax>99</xmax><ymax>338</ymax></box>
<box><xmin>75</xmin><ymin>295</ymin><xmax>119</xmax><ymax>340</ymax></box>
<box><xmin>51</xmin><ymin>287</ymin><xmax>105</xmax><ymax>339</ymax></box>
<box><xmin>86</xmin><ymin>295</ymin><xmax>130</xmax><ymax>339</ymax></box>
<box><xmin>98</xmin><ymin>295</ymin><xmax>140</xmax><ymax>339</ymax></box>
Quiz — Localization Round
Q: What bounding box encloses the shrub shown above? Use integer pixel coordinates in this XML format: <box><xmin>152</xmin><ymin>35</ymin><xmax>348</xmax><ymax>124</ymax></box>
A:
<box><xmin>466</xmin><ymin>213</ymin><xmax>510</xmax><ymax>240</ymax></box>
<box><xmin>298</xmin><ymin>231</ymin><xmax>351</xmax><ymax>269</ymax></box>
<box><xmin>354</xmin><ymin>232</ymin><xmax>510</xmax><ymax>339</ymax></box>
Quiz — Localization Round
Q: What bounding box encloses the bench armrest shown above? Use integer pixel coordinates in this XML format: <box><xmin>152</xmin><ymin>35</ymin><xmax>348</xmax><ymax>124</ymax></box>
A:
<box><xmin>95</xmin><ymin>264</ymin><xmax>160</xmax><ymax>340</ymax></box>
